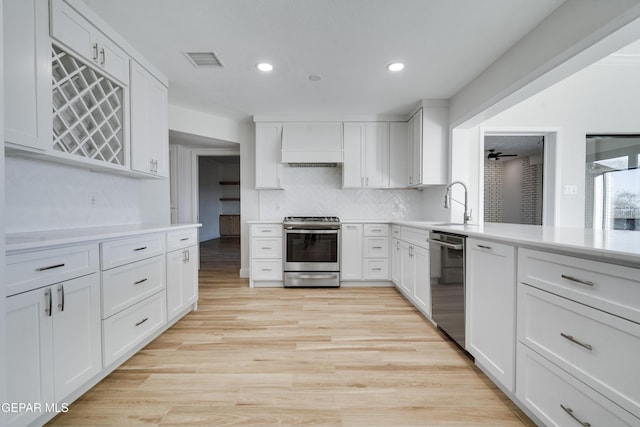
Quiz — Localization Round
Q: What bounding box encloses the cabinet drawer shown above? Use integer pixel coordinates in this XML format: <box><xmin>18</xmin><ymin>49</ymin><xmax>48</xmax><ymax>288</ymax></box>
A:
<box><xmin>251</xmin><ymin>259</ymin><xmax>283</xmax><ymax>281</ymax></box>
<box><xmin>517</xmin><ymin>344</ymin><xmax>638</xmax><ymax>427</ymax></box>
<box><xmin>251</xmin><ymin>224</ymin><xmax>282</xmax><ymax>237</ymax></box>
<box><xmin>102</xmin><ymin>255</ymin><xmax>166</xmax><ymax>318</ymax></box>
<box><xmin>251</xmin><ymin>238</ymin><xmax>283</xmax><ymax>258</ymax></box>
<box><xmin>7</xmin><ymin>243</ymin><xmax>99</xmax><ymax>296</ymax></box>
<box><xmin>391</xmin><ymin>225</ymin><xmax>401</xmax><ymax>239</ymax></box>
<box><xmin>101</xmin><ymin>233</ymin><xmax>165</xmax><ymax>270</ymax></box>
<box><xmin>401</xmin><ymin>227</ymin><xmax>429</xmax><ymax>249</ymax></box>
<box><xmin>518</xmin><ymin>284</ymin><xmax>640</xmax><ymax>417</ymax></box>
<box><xmin>363</xmin><ymin>237</ymin><xmax>389</xmax><ymax>258</ymax></box>
<box><xmin>363</xmin><ymin>224</ymin><xmax>389</xmax><ymax>237</ymax></box>
<box><xmin>519</xmin><ymin>248</ymin><xmax>640</xmax><ymax>323</ymax></box>
<box><xmin>103</xmin><ymin>291</ymin><xmax>167</xmax><ymax>366</ymax></box>
<box><xmin>364</xmin><ymin>259</ymin><xmax>389</xmax><ymax>280</ymax></box>
<box><xmin>166</xmin><ymin>228</ymin><xmax>198</xmax><ymax>252</ymax></box>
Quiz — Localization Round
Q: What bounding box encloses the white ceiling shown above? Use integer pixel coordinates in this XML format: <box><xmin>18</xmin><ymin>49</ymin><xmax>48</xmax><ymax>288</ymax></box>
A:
<box><xmin>82</xmin><ymin>0</ymin><xmax>565</xmax><ymax>121</ymax></box>
<box><xmin>485</xmin><ymin>135</ymin><xmax>544</xmax><ymax>159</ymax></box>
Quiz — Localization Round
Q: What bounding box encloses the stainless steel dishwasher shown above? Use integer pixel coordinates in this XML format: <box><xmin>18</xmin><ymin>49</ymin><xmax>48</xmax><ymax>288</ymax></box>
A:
<box><xmin>429</xmin><ymin>231</ymin><xmax>466</xmax><ymax>349</ymax></box>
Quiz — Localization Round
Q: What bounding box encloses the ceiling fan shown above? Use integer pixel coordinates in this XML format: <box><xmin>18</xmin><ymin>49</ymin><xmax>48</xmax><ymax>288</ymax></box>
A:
<box><xmin>487</xmin><ymin>149</ymin><xmax>518</xmax><ymax>160</ymax></box>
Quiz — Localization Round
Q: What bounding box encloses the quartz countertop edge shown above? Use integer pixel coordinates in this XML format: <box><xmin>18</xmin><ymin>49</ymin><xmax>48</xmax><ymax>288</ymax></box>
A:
<box><xmin>6</xmin><ymin>223</ymin><xmax>202</xmax><ymax>253</ymax></box>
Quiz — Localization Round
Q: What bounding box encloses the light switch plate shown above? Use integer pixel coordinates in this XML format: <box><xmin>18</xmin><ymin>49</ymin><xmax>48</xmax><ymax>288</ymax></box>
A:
<box><xmin>563</xmin><ymin>184</ymin><xmax>577</xmax><ymax>195</ymax></box>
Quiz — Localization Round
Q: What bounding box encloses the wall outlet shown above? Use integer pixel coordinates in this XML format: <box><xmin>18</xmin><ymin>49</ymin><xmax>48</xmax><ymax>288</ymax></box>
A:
<box><xmin>89</xmin><ymin>192</ymin><xmax>97</xmax><ymax>208</ymax></box>
<box><xmin>563</xmin><ymin>184</ymin><xmax>578</xmax><ymax>195</ymax></box>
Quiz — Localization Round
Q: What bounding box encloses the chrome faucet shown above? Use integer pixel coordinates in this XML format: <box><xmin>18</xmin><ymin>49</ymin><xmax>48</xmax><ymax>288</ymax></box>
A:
<box><xmin>444</xmin><ymin>181</ymin><xmax>471</xmax><ymax>224</ymax></box>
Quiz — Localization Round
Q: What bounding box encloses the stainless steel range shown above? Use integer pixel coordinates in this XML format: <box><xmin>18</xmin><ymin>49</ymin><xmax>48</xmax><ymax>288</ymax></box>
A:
<box><xmin>283</xmin><ymin>216</ymin><xmax>341</xmax><ymax>287</ymax></box>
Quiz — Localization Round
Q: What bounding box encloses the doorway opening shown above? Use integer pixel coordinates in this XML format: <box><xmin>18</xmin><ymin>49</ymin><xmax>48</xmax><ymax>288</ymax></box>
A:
<box><xmin>197</xmin><ymin>155</ymin><xmax>241</xmax><ymax>271</ymax></box>
<box><xmin>483</xmin><ymin>134</ymin><xmax>545</xmax><ymax>225</ymax></box>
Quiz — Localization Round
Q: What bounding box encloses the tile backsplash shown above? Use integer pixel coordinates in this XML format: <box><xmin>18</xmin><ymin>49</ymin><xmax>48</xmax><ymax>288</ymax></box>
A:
<box><xmin>259</xmin><ymin>166</ymin><xmax>423</xmax><ymax>219</ymax></box>
<box><xmin>6</xmin><ymin>156</ymin><xmax>141</xmax><ymax>233</ymax></box>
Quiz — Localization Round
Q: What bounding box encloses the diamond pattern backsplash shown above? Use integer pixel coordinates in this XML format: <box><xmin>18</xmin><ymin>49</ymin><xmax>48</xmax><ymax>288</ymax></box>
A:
<box><xmin>259</xmin><ymin>167</ymin><xmax>423</xmax><ymax>219</ymax></box>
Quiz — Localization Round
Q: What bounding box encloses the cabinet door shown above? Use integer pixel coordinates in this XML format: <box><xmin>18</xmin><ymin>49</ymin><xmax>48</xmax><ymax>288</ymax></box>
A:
<box><xmin>466</xmin><ymin>238</ymin><xmax>516</xmax><ymax>392</ymax></box>
<box><xmin>6</xmin><ymin>288</ymin><xmax>54</xmax><ymax>427</ymax></box>
<box><xmin>93</xmin><ymin>32</ymin><xmax>129</xmax><ymax>84</ymax></box>
<box><xmin>389</xmin><ymin>122</ymin><xmax>409</xmax><ymax>188</ymax></box>
<box><xmin>50</xmin><ymin>0</ymin><xmax>95</xmax><ymax>64</ymax></box>
<box><xmin>340</xmin><ymin>224</ymin><xmax>363</xmax><ymax>280</ymax></box>
<box><xmin>3</xmin><ymin>0</ymin><xmax>51</xmax><ymax>151</ymax></box>
<box><xmin>52</xmin><ymin>274</ymin><xmax>102</xmax><ymax>400</ymax></box>
<box><xmin>167</xmin><ymin>247</ymin><xmax>199</xmax><ymax>321</ymax></box>
<box><xmin>255</xmin><ymin>123</ymin><xmax>284</xmax><ymax>189</ymax></box>
<box><xmin>131</xmin><ymin>61</ymin><xmax>168</xmax><ymax>177</ymax></box>
<box><xmin>398</xmin><ymin>241</ymin><xmax>413</xmax><ymax>296</ymax></box>
<box><xmin>364</xmin><ymin>122</ymin><xmax>389</xmax><ymax>188</ymax></box>
<box><xmin>342</xmin><ymin>123</ymin><xmax>365</xmax><ymax>188</ymax></box>
<box><xmin>391</xmin><ymin>239</ymin><xmax>401</xmax><ymax>285</ymax></box>
<box><xmin>412</xmin><ymin>245</ymin><xmax>431</xmax><ymax>316</ymax></box>
<box><xmin>184</xmin><ymin>246</ymin><xmax>199</xmax><ymax>306</ymax></box>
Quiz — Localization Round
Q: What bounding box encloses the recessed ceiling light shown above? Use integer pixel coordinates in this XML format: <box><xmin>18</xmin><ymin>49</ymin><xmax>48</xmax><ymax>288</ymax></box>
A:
<box><xmin>257</xmin><ymin>62</ymin><xmax>273</xmax><ymax>72</ymax></box>
<box><xmin>387</xmin><ymin>62</ymin><xmax>405</xmax><ymax>72</ymax></box>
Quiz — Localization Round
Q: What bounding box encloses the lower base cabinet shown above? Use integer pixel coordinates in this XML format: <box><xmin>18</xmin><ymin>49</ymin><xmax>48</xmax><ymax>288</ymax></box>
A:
<box><xmin>6</xmin><ymin>274</ymin><xmax>102</xmax><ymax>427</ymax></box>
<box><xmin>397</xmin><ymin>230</ymin><xmax>430</xmax><ymax>316</ymax></box>
<box><xmin>167</xmin><ymin>245</ymin><xmax>199</xmax><ymax>321</ymax></box>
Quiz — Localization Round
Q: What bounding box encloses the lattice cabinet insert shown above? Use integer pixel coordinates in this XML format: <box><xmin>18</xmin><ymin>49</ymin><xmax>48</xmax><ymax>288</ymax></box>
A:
<box><xmin>52</xmin><ymin>44</ymin><xmax>125</xmax><ymax>166</ymax></box>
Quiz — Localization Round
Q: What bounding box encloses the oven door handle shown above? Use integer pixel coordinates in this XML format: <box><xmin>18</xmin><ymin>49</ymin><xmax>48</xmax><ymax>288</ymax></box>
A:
<box><xmin>293</xmin><ymin>274</ymin><xmax>339</xmax><ymax>280</ymax></box>
<box><xmin>428</xmin><ymin>239</ymin><xmax>463</xmax><ymax>250</ymax></box>
<box><xmin>284</xmin><ymin>228</ymin><xmax>340</xmax><ymax>234</ymax></box>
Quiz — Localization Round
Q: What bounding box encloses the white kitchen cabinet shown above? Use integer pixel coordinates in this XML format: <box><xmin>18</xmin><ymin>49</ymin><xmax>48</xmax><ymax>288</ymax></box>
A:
<box><xmin>340</xmin><ymin>224</ymin><xmax>363</xmax><ymax>280</ymax></box>
<box><xmin>130</xmin><ymin>60</ymin><xmax>169</xmax><ymax>177</ymax></box>
<box><xmin>250</xmin><ymin>224</ymin><xmax>283</xmax><ymax>286</ymax></box>
<box><xmin>407</xmin><ymin>103</ymin><xmax>448</xmax><ymax>187</ymax></box>
<box><xmin>6</xmin><ymin>274</ymin><xmax>102</xmax><ymax>427</ymax></box>
<box><xmin>50</xmin><ymin>0</ymin><xmax>129</xmax><ymax>85</ymax></box>
<box><xmin>398</xmin><ymin>240</ymin><xmax>413</xmax><ymax>296</ymax></box>
<box><xmin>389</xmin><ymin>122</ymin><xmax>409</xmax><ymax>188</ymax></box>
<box><xmin>398</xmin><ymin>239</ymin><xmax>430</xmax><ymax>316</ymax></box>
<box><xmin>343</xmin><ymin>122</ymin><xmax>390</xmax><ymax>188</ymax></box>
<box><xmin>255</xmin><ymin>123</ymin><xmax>284</xmax><ymax>189</ymax></box>
<box><xmin>166</xmin><ymin>245</ymin><xmax>199</xmax><ymax>321</ymax></box>
<box><xmin>466</xmin><ymin>238</ymin><xmax>516</xmax><ymax>392</ymax></box>
<box><xmin>391</xmin><ymin>238</ymin><xmax>401</xmax><ymax>285</ymax></box>
<box><xmin>3</xmin><ymin>0</ymin><xmax>51</xmax><ymax>152</ymax></box>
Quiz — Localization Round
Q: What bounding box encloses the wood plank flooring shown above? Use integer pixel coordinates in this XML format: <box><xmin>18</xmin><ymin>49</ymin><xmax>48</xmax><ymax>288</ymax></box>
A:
<box><xmin>48</xmin><ymin>259</ymin><xmax>534</xmax><ymax>426</ymax></box>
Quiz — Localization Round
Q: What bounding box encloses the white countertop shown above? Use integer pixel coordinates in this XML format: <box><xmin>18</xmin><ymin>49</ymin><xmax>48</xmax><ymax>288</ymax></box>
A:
<box><xmin>393</xmin><ymin>221</ymin><xmax>640</xmax><ymax>265</ymax></box>
<box><xmin>6</xmin><ymin>223</ymin><xmax>202</xmax><ymax>252</ymax></box>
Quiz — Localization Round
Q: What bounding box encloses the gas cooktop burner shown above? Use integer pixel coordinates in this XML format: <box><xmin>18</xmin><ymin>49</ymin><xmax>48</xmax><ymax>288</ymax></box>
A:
<box><xmin>283</xmin><ymin>216</ymin><xmax>340</xmax><ymax>223</ymax></box>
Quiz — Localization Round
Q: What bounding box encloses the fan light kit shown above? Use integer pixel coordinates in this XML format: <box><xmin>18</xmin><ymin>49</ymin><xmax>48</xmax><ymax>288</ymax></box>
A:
<box><xmin>487</xmin><ymin>149</ymin><xmax>518</xmax><ymax>160</ymax></box>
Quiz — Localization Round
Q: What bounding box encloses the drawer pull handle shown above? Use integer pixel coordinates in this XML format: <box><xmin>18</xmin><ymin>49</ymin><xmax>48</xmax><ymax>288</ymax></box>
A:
<box><xmin>180</xmin><ymin>238</ymin><xmax>189</xmax><ymax>241</ymax></box>
<box><xmin>135</xmin><ymin>317</ymin><xmax>149</xmax><ymax>327</ymax></box>
<box><xmin>561</xmin><ymin>274</ymin><xmax>594</xmax><ymax>287</ymax></box>
<box><xmin>134</xmin><ymin>278</ymin><xmax>148</xmax><ymax>285</ymax></box>
<box><xmin>261</xmin><ymin>268</ymin><xmax>272</xmax><ymax>272</ymax></box>
<box><xmin>371</xmin><ymin>229</ymin><xmax>382</xmax><ymax>232</ymax></box>
<box><xmin>372</xmin><ymin>246</ymin><xmax>383</xmax><ymax>249</ymax></box>
<box><xmin>560</xmin><ymin>404</ymin><xmax>591</xmax><ymax>427</ymax></box>
<box><xmin>36</xmin><ymin>263</ymin><xmax>65</xmax><ymax>272</ymax></box>
<box><xmin>372</xmin><ymin>268</ymin><xmax>382</xmax><ymax>271</ymax></box>
<box><xmin>560</xmin><ymin>333</ymin><xmax>593</xmax><ymax>351</ymax></box>
<box><xmin>261</xmin><ymin>247</ymin><xmax>273</xmax><ymax>250</ymax></box>
<box><xmin>260</xmin><ymin>230</ymin><xmax>272</xmax><ymax>233</ymax></box>
<box><xmin>477</xmin><ymin>245</ymin><xmax>492</xmax><ymax>250</ymax></box>
<box><xmin>133</xmin><ymin>246</ymin><xmax>148</xmax><ymax>252</ymax></box>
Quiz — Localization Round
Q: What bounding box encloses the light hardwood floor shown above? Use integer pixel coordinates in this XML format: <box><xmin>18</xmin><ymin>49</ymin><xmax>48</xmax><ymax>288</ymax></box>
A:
<box><xmin>48</xmin><ymin>266</ymin><xmax>534</xmax><ymax>426</ymax></box>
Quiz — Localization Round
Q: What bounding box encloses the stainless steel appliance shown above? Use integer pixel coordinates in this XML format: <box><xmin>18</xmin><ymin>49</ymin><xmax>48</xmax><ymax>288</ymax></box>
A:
<box><xmin>283</xmin><ymin>216</ymin><xmax>341</xmax><ymax>287</ymax></box>
<box><xmin>429</xmin><ymin>231</ymin><xmax>466</xmax><ymax>348</ymax></box>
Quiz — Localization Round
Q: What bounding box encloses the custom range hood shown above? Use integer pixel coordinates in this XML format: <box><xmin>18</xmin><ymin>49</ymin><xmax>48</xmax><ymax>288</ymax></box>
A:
<box><xmin>281</xmin><ymin>122</ymin><xmax>343</xmax><ymax>166</ymax></box>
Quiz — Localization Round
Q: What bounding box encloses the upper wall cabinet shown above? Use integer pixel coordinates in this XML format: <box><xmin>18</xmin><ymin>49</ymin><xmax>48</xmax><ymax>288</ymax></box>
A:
<box><xmin>130</xmin><ymin>61</ymin><xmax>169</xmax><ymax>177</ymax></box>
<box><xmin>343</xmin><ymin>122</ymin><xmax>390</xmax><ymax>188</ymax></box>
<box><xmin>389</xmin><ymin>122</ymin><xmax>409</xmax><ymax>188</ymax></box>
<box><xmin>50</xmin><ymin>0</ymin><xmax>129</xmax><ymax>85</ymax></box>
<box><xmin>255</xmin><ymin>122</ymin><xmax>284</xmax><ymax>189</ymax></box>
<box><xmin>3</xmin><ymin>0</ymin><xmax>52</xmax><ymax>152</ymax></box>
<box><xmin>408</xmin><ymin>103</ymin><xmax>449</xmax><ymax>187</ymax></box>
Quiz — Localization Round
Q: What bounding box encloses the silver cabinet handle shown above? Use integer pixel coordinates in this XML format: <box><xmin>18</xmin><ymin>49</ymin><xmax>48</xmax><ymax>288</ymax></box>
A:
<box><xmin>261</xmin><ymin>268</ymin><xmax>272</xmax><ymax>272</ymax></box>
<box><xmin>477</xmin><ymin>244</ymin><xmax>492</xmax><ymax>250</ymax></box>
<box><xmin>560</xmin><ymin>333</ymin><xmax>593</xmax><ymax>351</ymax></box>
<box><xmin>36</xmin><ymin>263</ymin><xmax>65</xmax><ymax>272</ymax></box>
<box><xmin>371</xmin><ymin>229</ymin><xmax>382</xmax><ymax>232</ymax></box>
<box><xmin>135</xmin><ymin>317</ymin><xmax>149</xmax><ymax>327</ymax></box>
<box><xmin>396</xmin><ymin>241</ymin><xmax>400</xmax><ymax>250</ymax></box>
<box><xmin>100</xmin><ymin>48</ymin><xmax>105</xmax><ymax>66</ymax></box>
<box><xmin>366</xmin><ymin>177</ymin><xmax>369</xmax><ymax>186</ymax></box>
<box><xmin>428</xmin><ymin>239</ymin><xmax>463</xmax><ymax>250</ymax></box>
<box><xmin>372</xmin><ymin>268</ymin><xmax>382</xmax><ymax>271</ymax></box>
<box><xmin>561</xmin><ymin>274</ymin><xmax>594</xmax><ymax>287</ymax></box>
<box><xmin>133</xmin><ymin>246</ymin><xmax>147</xmax><ymax>252</ymax></box>
<box><xmin>372</xmin><ymin>246</ymin><xmax>383</xmax><ymax>249</ymax></box>
<box><xmin>134</xmin><ymin>278</ymin><xmax>148</xmax><ymax>285</ymax></box>
<box><xmin>261</xmin><ymin>247</ymin><xmax>273</xmax><ymax>250</ymax></box>
<box><xmin>560</xmin><ymin>404</ymin><xmax>591</xmax><ymax>427</ymax></box>
<box><xmin>57</xmin><ymin>285</ymin><xmax>65</xmax><ymax>312</ymax></box>
<box><xmin>180</xmin><ymin>237</ymin><xmax>189</xmax><ymax>241</ymax></box>
<box><xmin>260</xmin><ymin>229</ymin><xmax>272</xmax><ymax>233</ymax></box>
<box><xmin>186</xmin><ymin>249</ymin><xmax>190</xmax><ymax>262</ymax></box>
<box><xmin>92</xmin><ymin>43</ymin><xmax>99</xmax><ymax>61</ymax></box>
<box><xmin>361</xmin><ymin>177</ymin><xmax>364</xmax><ymax>187</ymax></box>
<box><xmin>45</xmin><ymin>289</ymin><xmax>52</xmax><ymax>317</ymax></box>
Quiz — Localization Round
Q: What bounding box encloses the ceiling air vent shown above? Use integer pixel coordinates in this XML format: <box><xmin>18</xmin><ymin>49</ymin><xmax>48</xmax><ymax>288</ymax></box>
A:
<box><xmin>184</xmin><ymin>52</ymin><xmax>223</xmax><ymax>68</ymax></box>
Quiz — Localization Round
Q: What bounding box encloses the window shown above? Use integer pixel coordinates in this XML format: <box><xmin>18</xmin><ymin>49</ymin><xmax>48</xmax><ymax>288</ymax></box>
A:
<box><xmin>586</xmin><ymin>135</ymin><xmax>640</xmax><ymax>231</ymax></box>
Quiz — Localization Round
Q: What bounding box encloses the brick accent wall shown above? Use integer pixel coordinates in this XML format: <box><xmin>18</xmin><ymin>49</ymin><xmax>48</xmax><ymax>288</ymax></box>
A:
<box><xmin>484</xmin><ymin>161</ymin><xmax>504</xmax><ymax>223</ymax></box>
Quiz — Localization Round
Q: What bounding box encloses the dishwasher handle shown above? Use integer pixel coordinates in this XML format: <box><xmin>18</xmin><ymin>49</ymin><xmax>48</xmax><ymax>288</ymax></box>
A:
<box><xmin>428</xmin><ymin>239</ymin><xmax>463</xmax><ymax>250</ymax></box>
